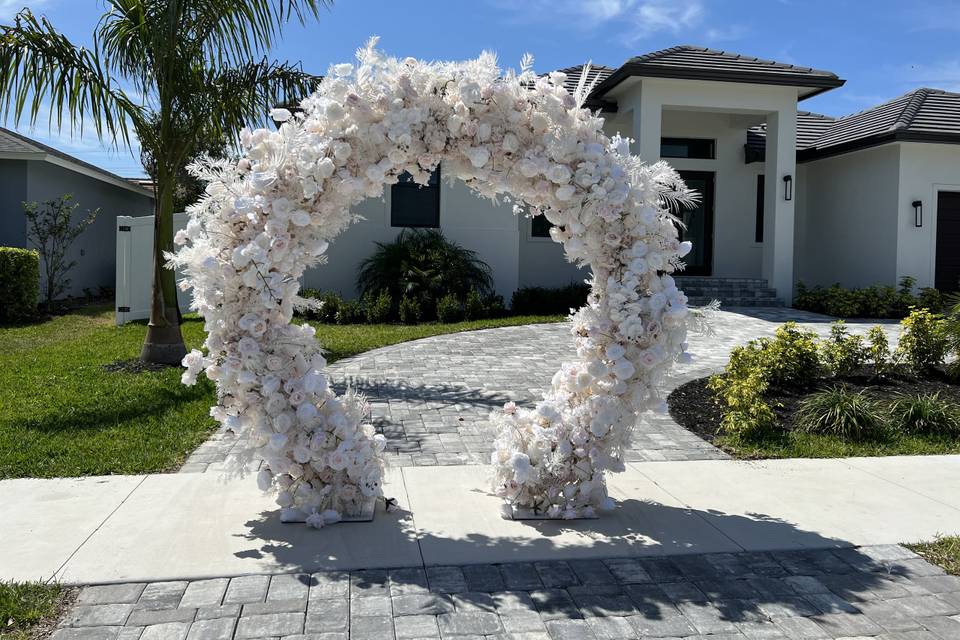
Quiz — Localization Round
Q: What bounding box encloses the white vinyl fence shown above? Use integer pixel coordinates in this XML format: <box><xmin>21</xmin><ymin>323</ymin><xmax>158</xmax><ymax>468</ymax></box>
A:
<box><xmin>115</xmin><ymin>212</ymin><xmax>190</xmax><ymax>325</ymax></box>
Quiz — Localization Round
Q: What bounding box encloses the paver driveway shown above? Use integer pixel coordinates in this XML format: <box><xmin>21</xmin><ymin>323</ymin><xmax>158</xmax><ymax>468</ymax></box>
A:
<box><xmin>181</xmin><ymin>308</ymin><xmax>901</xmax><ymax>472</ymax></box>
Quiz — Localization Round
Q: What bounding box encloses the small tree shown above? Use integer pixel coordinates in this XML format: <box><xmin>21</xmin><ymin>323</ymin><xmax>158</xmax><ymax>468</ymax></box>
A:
<box><xmin>23</xmin><ymin>194</ymin><xmax>98</xmax><ymax>309</ymax></box>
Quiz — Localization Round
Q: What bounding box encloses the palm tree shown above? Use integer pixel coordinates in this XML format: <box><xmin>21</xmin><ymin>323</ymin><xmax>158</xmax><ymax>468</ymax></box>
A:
<box><xmin>0</xmin><ymin>1</ymin><xmax>328</xmax><ymax>363</ymax></box>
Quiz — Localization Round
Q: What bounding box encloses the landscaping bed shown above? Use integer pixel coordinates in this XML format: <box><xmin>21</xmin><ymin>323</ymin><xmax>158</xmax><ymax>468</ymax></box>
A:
<box><xmin>0</xmin><ymin>582</ymin><xmax>75</xmax><ymax>640</ymax></box>
<box><xmin>669</xmin><ymin>311</ymin><xmax>960</xmax><ymax>459</ymax></box>
<box><xmin>669</xmin><ymin>371</ymin><xmax>960</xmax><ymax>459</ymax></box>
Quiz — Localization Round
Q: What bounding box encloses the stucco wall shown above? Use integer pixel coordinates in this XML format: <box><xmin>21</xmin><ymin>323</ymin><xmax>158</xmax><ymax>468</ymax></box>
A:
<box><xmin>659</xmin><ymin>110</ymin><xmax>764</xmax><ymax>278</ymax></box>
<box><xmin>798</xmin><ymin>144</ymin><xmax>901</xmax><ymax>288</ymax></box>
<box><xmin>0</xmin><ymin>159</ymin><xmax>28</xmax><ymax>248</ymax></box>
<box><xmin>895</xmin><ymin>142</ymin><xmax>960</xmax><ymax>288</ymax></box>
<box><xmin>25</xmin><ymin>160</ymin><xmax>154</xmax><ymax>297</ymax></box>
<box><xmin>302</xmin><ymin>174</ymin><xmax>521</xmax><ymax>301</ymax></box>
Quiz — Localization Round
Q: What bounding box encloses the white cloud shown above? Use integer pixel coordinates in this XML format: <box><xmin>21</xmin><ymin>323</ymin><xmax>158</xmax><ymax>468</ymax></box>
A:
<box><xmin>895</xmin><ymin>60</ymin><xmax>960</xmax><ymax>93</ymax></box>
<box><xmin>489</xmin><ymin>0</ymin><xmax>739</xmax><ymax>46</ymax></box>
<box><xmin>0</xmin><ymin>0</ymin><xmax>51</xmax><ymax>19</ymax></box>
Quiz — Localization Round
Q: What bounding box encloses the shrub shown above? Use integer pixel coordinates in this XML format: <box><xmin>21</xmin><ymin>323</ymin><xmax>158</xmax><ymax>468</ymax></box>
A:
<box><xmin>363</xmin><ymin>290</ymin><xmax>392</xmax><ymax>323</ymax></box>
<box><xmin>896</xmin><ymin>307</ymin><xmax>948</xmax><ymax>374</ymax></box>
<box><xmin>708</xmin><ymin>343</ymin><xmax>777</xmax><ymax>437</ymax></box>
<box><xmin>867</xmin><ymin>326</ymin><xmax>893</xmax><ymax>378</ymax></box>
<box><xmin>436</xmin><ymin>293</ymin><xmax>463</xmax><ymax>323</ymax></box>
<box><xmin>510</xmin><ymin>283</ymin><xmax>590</xmax><ymax>315</ymax></box>
<box><xmin>764</xmin><ymin>322</ymin><xmax>823</xmax><ymax>387</ymax></box>
<box><xmin>463</xmin><ymin>289</ymin><xmax>486</xmax><ymax>321</ymax></box>
<box><xmin>398</xmin><ymin>295</ymin><xmax>422</xmax><ymax>324</ymax></box>
<box><xmin>0</xmin><ymin>247</ymin><xmax>39</xmax><ymax>322</ymax></box>
<box><xmin>821</xmin><ymin>321</ymin><xmax>867</xmax><ymax>377</ymax></box>
<box><xmin>795</xmin><ymin>386</ymin><xmax>885</xmax><ymax>440</ymax></box>
<box><xmin>889</xmin><ymin>392</ymin><xmax>960</xmax><ymax>435</ymax></box>
<box><xmin>485</xmin><ymin>293</ymin><xmax>506</xmax><ymax>318</ymax></box>
<box><xmin>794</xmin><ymin>277</ymin><xmax>943</xmax><ymax>319</ymax></box>
<box><xmin>24</xmin><ymin>194</ymin><xmax>98</xmax><ymax>309</ymax></box>
<box><xmin>301</xmin><ymin>289</ymin><xmax>342</xmax><ymax>323</ymax></box>
<box><xmin>357</xmin><ymin>228</ymin><xmax>492</xmax><ymax>314</ymax></box>
<box><xmin>335</xmin><ymin>299</ymin><xmax>364</xmax><ymax>324</ymax></box>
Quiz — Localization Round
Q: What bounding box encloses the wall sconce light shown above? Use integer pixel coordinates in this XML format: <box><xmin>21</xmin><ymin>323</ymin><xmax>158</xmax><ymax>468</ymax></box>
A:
<box><xmin>783</xmin><ymin>174</ymin><xmax>793</xmax><ymax>201</ymax></box>
<box><xmin>913</xmin><ymin>200</ymin><xmax>923</xmax><ymax>227</ymax></box>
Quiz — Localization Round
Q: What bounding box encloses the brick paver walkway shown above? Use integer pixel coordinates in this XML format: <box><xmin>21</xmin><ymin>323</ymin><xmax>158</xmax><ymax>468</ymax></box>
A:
<box><xmin>54</xmin><ymin>545</ymin><xmax>960</xmax><ymax>640</ymax></box>
<box><xmin>181</xmin><ymin>308</ymin><xmax>902</xmax><ymax>472</ymax></box>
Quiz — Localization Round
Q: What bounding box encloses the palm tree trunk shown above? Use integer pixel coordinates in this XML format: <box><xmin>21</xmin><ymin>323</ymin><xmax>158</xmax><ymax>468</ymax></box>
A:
<box><xmin>140</xmin><ymin>176</ymin><xmax>187</xmax><ymax>364</ymax></box>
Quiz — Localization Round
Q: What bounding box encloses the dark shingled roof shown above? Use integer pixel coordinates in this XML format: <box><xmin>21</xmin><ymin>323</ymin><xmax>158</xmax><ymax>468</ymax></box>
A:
<box><xmin>746</xmin><ymin>88</ymin><xmax>960</xmax><ymax>162</ymax></box>
<box><xmin>0</xmin><ymin>127</ymin><xmax>153</xmax><ymax>196</ymax></box>
<box><xmin>591</xmin><ymin>45</ymin><xmax>844</xmax><ymax>101</ymax></box>
<box><xmin>549</xmin><ymin>64</ymin><xmax>617</xmax><ymax>110</ymax></box>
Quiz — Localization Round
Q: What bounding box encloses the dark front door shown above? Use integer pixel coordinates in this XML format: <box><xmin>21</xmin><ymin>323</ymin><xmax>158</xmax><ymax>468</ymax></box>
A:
<box><xmin>676</xmin><ymin>171</ymin><xmax>715</xmax><ymax>276</ymax></box>
<box><xmin>936</xmin><ymin>191</ymin><xmax>960</xmax><ymax>292</ymax></box>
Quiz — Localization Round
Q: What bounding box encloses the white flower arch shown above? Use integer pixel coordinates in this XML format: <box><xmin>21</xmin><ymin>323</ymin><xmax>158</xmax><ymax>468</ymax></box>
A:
<box><xmin>173</xmin><ymin>40</ymin><xmax>695</xmax><ymax>527</ymax></box>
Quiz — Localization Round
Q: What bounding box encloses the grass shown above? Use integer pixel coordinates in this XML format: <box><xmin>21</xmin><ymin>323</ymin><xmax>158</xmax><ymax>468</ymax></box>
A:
<box><xmin>907</xmin><ymin>536</ymin><xmax>960</xmax><ymax>575</ymax></box>
<box><xmin>0</xmin><ymin>582</ymin><xmax>72</xmax><ymax>640</ymax></box>
<box><xmin>0</xmin><ymin>305</ymin><xmax>564</xmax><ymax>479</ymax></box>
<box><xmin>716</xmin><ymin>430</ymin><xmax>960</xmax><ymax>460</ymax></box>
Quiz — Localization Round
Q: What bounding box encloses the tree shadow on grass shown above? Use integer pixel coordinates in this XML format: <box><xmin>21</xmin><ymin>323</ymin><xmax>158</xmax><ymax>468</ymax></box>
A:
<box><xmin>232</xmin><ymin>495</ymin><xmax>940</xmax><ymax>633</ymax></box>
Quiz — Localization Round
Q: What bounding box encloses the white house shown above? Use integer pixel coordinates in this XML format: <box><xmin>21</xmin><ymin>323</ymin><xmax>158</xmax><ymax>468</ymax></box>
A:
<box><xmin>300</xmin><ymin>45</ymin><xmax>960</xmax><ymax>306</ymax></box>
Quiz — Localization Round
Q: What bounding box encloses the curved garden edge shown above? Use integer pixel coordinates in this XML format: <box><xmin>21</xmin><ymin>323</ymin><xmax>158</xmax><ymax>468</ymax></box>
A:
<box><xmin>668</xmin><ymin>372</ymin><xmax>960</xmax><ymax>460</ymax></box>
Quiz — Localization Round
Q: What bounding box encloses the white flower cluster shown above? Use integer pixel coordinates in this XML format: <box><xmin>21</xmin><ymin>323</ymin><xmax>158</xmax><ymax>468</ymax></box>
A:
<box><xmin>172</xmin><ymin>40</ymin><xmax>692</xmax><ymax>525</ymax></box>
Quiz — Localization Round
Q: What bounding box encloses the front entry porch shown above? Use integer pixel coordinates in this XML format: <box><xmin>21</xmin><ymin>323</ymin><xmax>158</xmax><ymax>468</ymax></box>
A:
<box><xmin>674</xmin><ymin>276</ymin><xmax>784</xmax><ymax>307</ymax></box>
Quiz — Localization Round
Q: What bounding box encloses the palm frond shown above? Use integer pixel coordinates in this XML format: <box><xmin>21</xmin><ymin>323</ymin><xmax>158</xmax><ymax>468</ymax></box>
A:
<box><xmin>0</xmin><ymin>9</ymin><xmax>140</xmax><ymax>146</ymax></box>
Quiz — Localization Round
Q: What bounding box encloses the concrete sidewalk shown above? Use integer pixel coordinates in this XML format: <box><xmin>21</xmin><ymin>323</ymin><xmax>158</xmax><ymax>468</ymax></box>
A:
<box><xmin>3</xmin><ymin>456</ymin><xmax>960</xmax><ymax>585</ymax></box>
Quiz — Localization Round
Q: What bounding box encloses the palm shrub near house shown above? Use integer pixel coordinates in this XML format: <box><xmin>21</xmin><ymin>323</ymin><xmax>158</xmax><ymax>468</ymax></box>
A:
<box><xmin>357</xmin><ymin>229</ymin><xmax>493</xmax><ymax>318</ymax></box>
<box><xmin>0</xmin><ymin>247</ymin><xmax>39</xmax><ymax>323</ymax></box>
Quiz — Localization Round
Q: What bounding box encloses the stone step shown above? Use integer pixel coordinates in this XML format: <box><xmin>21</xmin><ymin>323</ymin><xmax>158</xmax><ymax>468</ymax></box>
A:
<box><xmin>674</xmin><ymin>277</ymin><xmax>769</xmax><ymax>287</ymax></box>
<box><xmin>687</xmin><ymin>296</ymin><xmax>785</xmax><ymax>307</ymax></box>
<box><xmin>679</xmin><ymin>288</ymin><xmax>778</xmax><ymax>297</ymax></box>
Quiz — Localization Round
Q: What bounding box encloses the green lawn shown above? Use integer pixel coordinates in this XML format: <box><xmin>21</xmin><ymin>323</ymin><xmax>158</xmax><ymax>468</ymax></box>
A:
<box><xmin>0</xmin><ymin>582</ymin><xmax>71</xmax><ymax>640</ymax></box>
<box><xmin>715</xmin><ymin>431</ymin><xmax>960</xmax><ymax>460</ymax></box>
<box><xmin>907</xmin><ymin>536</ymin><xmax>960</xmax><ymax>575</ymax></box>
<box><xmin>0</xmin><ymin>306</ymin><xmax>563</xmax><ymax>479</ymax></box>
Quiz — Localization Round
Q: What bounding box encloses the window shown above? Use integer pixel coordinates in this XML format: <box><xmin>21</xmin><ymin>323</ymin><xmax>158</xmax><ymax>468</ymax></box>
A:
<box><xmin>755</xmin><ymin>174</ymin><xmax>764</xmax><ymax>243</ymax></box>
<box><xmin>660</xmin><ymin>137</ymin><xmax>716</xmax><ymax>160</ymax></box>
<box><xmin>531</xmin><ymin>215</ymin><xmax>553</xmax><ymax>238</ymax></box>
<box><xmin>391</xmin><ymin>167</ymin><xmax>440</xmax><ymax>227</ymax></box>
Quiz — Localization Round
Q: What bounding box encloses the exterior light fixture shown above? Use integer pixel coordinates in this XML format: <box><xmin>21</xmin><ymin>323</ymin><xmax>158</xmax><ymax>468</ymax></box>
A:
<box><xmin>783</xmin><ymin>174</ymin><xmax>793</xmax><ymax>201</ymax></box>
<box><xmin>913</xmin><ymin>200</ymin><xmax>923</xmax><ymax>227</ymax></box>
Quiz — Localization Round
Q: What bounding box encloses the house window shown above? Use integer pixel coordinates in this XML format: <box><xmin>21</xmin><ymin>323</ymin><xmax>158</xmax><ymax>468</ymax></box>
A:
<box><xmin>391</xmin><ymin>167</ymin><xmax>440</xmax><ymax>227</ymax></box>
<box><xmin>755</xmin><ymin>174</ymin><xmax>764</xmax><ymax>243</ymax></box>
<box><xmin>660</xmin><ymin>137</ymin><xmax>716</xmax><ymax>160</ymax></box>
<box><xmin>531</xmin><ymin>215</ymin><xmax>553</xmax><ymax>238</ymax></box>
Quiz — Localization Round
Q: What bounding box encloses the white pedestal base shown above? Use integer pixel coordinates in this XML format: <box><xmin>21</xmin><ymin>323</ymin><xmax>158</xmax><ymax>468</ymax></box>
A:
<box><xmin>279</xmin><ymin>498</ymin><xmax>377</xmax><ymax>524</ymax></box>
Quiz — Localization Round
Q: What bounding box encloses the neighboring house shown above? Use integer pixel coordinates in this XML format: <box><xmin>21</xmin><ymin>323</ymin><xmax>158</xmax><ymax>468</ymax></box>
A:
<box><xmin>305</xmin><ymin>45</ymin><xmax>960</xmax><ymax>305</ymax></box>
<box><xmin>0</xmin><ymin>127</ymin><xmax>155</xmax><ymax>299</ymax></box>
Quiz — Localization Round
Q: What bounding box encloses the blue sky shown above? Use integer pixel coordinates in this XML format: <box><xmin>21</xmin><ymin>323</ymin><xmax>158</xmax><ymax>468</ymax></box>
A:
<box><xmin>7</xmin><ymin>0</ymin><xmax>960</xmax><ymax>177</ymax></box>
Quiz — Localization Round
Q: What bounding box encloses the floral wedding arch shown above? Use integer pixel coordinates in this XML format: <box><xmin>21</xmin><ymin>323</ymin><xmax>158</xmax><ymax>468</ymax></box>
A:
<box><xmin>173</xmin><ymin>40</ymin><xmax>695</xmax><ymax>527</ymax></box>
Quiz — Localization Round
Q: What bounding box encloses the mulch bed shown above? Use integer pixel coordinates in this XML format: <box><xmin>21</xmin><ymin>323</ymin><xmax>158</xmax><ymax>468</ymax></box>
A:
<box><xmin>668</xmin><ymin>367</ymin><xmax>960</xmax><ymax>444</ymax></box>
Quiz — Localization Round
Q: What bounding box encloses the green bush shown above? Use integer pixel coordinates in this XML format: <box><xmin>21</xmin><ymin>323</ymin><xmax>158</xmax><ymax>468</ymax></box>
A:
<box><xmin>896</xmin><ymin>307</ymin><xmax>948</xmax><ymax>374</ymax></box>
<box><xmin>0</xmin><ymin>247</ymin><xmax>39</xmax><ymax>322</ymax></box>
<box><xmin>398</xmin><ymin>296</ymin><xmax>422</xmax><ymax>325</ymax></box>
<box><xmin>795</xmin><ymin>386</ymin><xmax>885</xmax><ymax>440</ymax></box>
<box><xmin>463</xmin><ymin>289</ymin><xmax>486</xmax><ymax>321</ymax></box>
<box><xmin>357</xmin><ymin>228</ymin><xmax>492</xmax><ymax>316</ymax></box>
<box><xmin>485</xmin><ymin>293</ymin><xmax>506</xmax><ymax>318</ymax></box>
<box><xmin>363</xmin><ymin>290</ymin><xmax>392</xmax><ymax>324</ymax></box>
<box><xmin>335</xmin><ymin>299</ymin><xmax>364</xmax><ymax>324</ymax></box>
<box><xmin>708</xmin><ymin>343</ymin><xmax>777</xmax><ymax>437</ymax></box>
<box><xmin>764</xmin><ymin>322</ymin><xmax>823</xmax><ymax>387</ymax></box>
<box><xmin>510</xmin><ymin>283</ymin><xmax>590</xmax><ymax>315</ymax></box>
<box><xmin>435</xmin><ymin>293</ymin><xmax>463</xmax><ymax>323</ymax></box>
<box><xmin>300</xmin><ymin>289</ymin><xmax>342</xmax><ymax>323</ymax></box>
<box><xmin>867</xmin><ymin>326</ymin><xmax>893</xmax><ymax>378</ymax></box>
<box><xmin>794</xmin><ymin>277</ymin><xmax>942</xmax><ymax>319</ymax></box>
<box><xmin>821</xmin><ymin>321</ymin><xmax>867</xmax><ymax>378</ymax></box>
<box><xmin>889</xmin><ymin>392</ymin><xmax>960</xmax><ymax>435</ymax></box>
